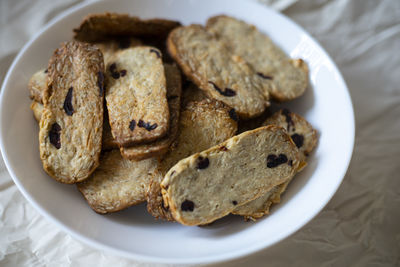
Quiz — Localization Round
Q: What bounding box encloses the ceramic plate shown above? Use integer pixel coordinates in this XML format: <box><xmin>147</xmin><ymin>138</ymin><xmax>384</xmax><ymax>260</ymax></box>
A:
<box><xmin>0</xmin><ymin>0</ymin><xmax>354</xmax><ymax>264</ymax></box>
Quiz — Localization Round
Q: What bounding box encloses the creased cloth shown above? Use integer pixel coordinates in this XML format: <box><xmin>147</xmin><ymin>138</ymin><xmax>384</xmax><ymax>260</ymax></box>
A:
<box><xmin>0</xmin><ymin>0</ymin><xmax>399</xmax><ymax>266</ymax></box>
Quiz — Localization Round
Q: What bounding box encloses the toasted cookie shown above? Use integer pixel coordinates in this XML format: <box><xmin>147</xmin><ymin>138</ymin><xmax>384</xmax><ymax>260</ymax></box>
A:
<box><xmin>30</xmin><ymin>100</ymin><xmax>44</xmax><ymax>122</ymax></box>
<box><xmin>73</xmin><ymin>12</ymin><xmax>181</xmax><ymax>42</ymax></box>
<box><xmin>28</xmin><ymin>68</ymin><xmax>47</xmax><ymax>103</ymax></box>
<box><xmin>77</xmin><ymin>150</ymin><xmax>157</xmax><ymax>214</ymax></box>
<box><xmin>39</xmin><ymin>41</ymin><xmax>104</xmax><ymax>184</ymax></box>
<box><xmin>105</xmin><ymin>46</ymin><xmax>169</xmax><ymax>146</ymax></box>
<box><xmin>160</xmin><ymin>125</ymin><xmax>303</xmax><ymax>226</ymax></box>
<box><xmin>167</xmin><ymin>25</ymin><xmax>270</xmax><ymax>118</ymax></box>
<box><xmin>147</xmin><ymin>99</ymin><xmax>238</xmax><ymax>220</ymax></box>
<box><xmin>232</xmin><ymin>109</ymin><xmax>317</xmax><ymax>220</ymax></box>
<box><xmin>120</xmin><ymin>64</ymin><xmax>182</xmax><ymax>160</ymax></box>
<box><xmin>206</xmin><ymin>15</ymin><xmax>309</xmax><ymax>102</ymax></box>
<box><xmin>263</xmin><ymin>109</ymin><xmax>317</xmax><ymax>157</ymax></box>
<box><xmin>232</xmin><ymin>180</ymin><xmax>289</xmax><ymax>220</ymax></box>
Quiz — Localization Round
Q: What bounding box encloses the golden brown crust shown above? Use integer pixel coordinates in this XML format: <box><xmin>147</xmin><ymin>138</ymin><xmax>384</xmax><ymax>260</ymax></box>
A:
<box><xmin>39</xmin><ymin>41</ymin><xmax>104</xmax><ymax>184</ymax></box>
<box><xmin>120</xmin><ymin>64</ymin><xmax>182</xmax><ymax>160</ymax></box>
<box><xmin>105</xmin><ymin>46</ymin><xmax>169</xmax><ymax>146</ymax></box>
<box><xmin>167</xmin><ymin>25</ymin><xmax>269</xmax><ymax>119</ymax></box>
<box><xmin>206</xmin><ymin>15</ymin><xmax>309</xmax><ymax>102</ymax></box>
<box><xmin>28</xmin><ymin>68</ymin><xmax>47</xmax><ymax>103</ymax></box>
<box><xmin>147</xmin><ymin>99</ymin><xmax>238</xmax><ymax>221</ymax></box>
<box><xmin>73</xmin><ymin>12</ymin><xmax>181</xmax><ymax>42</ymax></box>
<box><xmin>77</xmin><ymin>150</ymin><xmax>158</xmax><ymax>214</ymax></box>
<box><xmin>160</xmin><ymin>125</ymin><xmax>303</xmax><ymax>226</ymax></box>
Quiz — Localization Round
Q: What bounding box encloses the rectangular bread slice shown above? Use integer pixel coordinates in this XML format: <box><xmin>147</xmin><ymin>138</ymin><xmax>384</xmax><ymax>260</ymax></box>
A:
<box><xmin>147</xmin><ymin>99</ymin><xmax>238</xmax><ymax>220</ymax></box>
<box><xmin>39</xmin><ymin>41</ymin><xmax>105</xmax><ymax>184</ymax></box>
<box><xmin>160</xmin><ymin>125</ymin><xmax>304</xmax><ymax>226</ymax></box>
<box><xmin>206</xmin><ymin>15</ymin><xmax>309</xmax><ymax>102</ymax></box>
<box><xmin>167</xmin><ymin>25</ymin><xmax>270</xmax><ymax>119</ymax></box>
<box><xmin>105</xmin><ymin>46</ymin><xmax>169</xmax><ymax>146</ymax></box>
<box><xmin>77</xmin><ymin>150</ymin><xmax>157</xmax><ymax>214</ymax></box>
<box><xmin>120</xmin><ymin>64</ymin><xmax>182</xmax><ymax>160</ymax></box>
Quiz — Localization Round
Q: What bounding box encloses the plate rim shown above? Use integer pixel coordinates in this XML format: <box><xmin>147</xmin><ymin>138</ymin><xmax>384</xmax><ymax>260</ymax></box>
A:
<box><xmin>0</xmin><ymin>0</ymin><xmax>355</xmax><ymax>264</ymax></box>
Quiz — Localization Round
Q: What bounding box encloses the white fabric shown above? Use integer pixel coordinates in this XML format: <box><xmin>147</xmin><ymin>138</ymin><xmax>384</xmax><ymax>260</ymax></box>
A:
<box><xmin>1</xmin><ymin>0</ymin><xmax>399</xmax><ymax>266</ymax></box>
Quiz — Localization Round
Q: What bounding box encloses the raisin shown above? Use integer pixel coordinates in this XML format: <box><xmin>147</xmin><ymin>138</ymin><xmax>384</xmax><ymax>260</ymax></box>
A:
<box><xmin>208</xmin><ymin>81</ymin><xmax>236</xmax><ymax>97</ymax></box>
<box><xmin>257</xmin><ymin>72</ymin><xmax>273</xmax><ymax>80</ymax></box>
<box><xmin>282</xmin><ymin>108</ymin><xmax>294</xmax><ymax>131</ymax></box>
<box><xmin>229</xmin><ymin>108</ymin><xmax>238</xmax><ymax>122</ymax></box>
<box><xmin>232</xmin><ymin>200</ymin><xmax>238</xmax><ymax>205</ymax></box>
<box><xmin>150</xmin><ymin>48</ymin><xmax>161</xmax><ymax>58</ymax></box>
<box><xmin>111</xmin><ymin>71</ymin><xmax>120</xmax><ymax>79</ymax></box>
<box><xmin>109</xmin><ymin>63</ymin><xmax>117</xmax><ymax>72</ymax></box>
<box><xmin>291</xmin><ymin>133</ymin><xmax>304</xmax><ymax>148</ymax></box>
<box><xmin>196</xmin><ymin>156</ymin><xmax>209</xmax><ymax>169</ymax></box>
<box><xmin>138</xmin><ymin>120</ymin><xmax>158</xmax><ymax>131</ymax></box>
<box><xmin>181</xmin><ymin>200</ymin><xmax>194</xmax><ymax>212</ymax></box>
<box><xmin>267</xmin><ymin>154</ymin><xmax>288</xmax><ymax>168</ymax></box>
<box><xmin>44</xmin><ymin>69</ymin><xmax>48</xmax><ymax>73</ymax></box>
<box><xmin>118</xmin><ymin>37</ymin><xmax>131</xmax><ymax>49</ymax></box>
<box><xmin>63</xmin><ymin>87</ymin><xmax>74</xmax><ymax>116</ymax></box>
<box><xmin>120</xmin><ymin>69</ymin><xmax>127</xmax><ymax>77</ymax></box>
<box><xmin>219</xmin><ymin>146</ymin><xmax>228</xmax><ymax>151</ymax></box>
<box><xmin>129</xmin><ymin>120</ymin><xmax>136</xmax><ymax>131</ymax></box>
<box><xmin>97</xmin><ymin>71</ymin><xmax>104</xmax><ymax>96</ymax></box>
<box><xmin>49</xmin><ymin>123</ymin><xmax>61</xmax><ymax>149</ymax></box>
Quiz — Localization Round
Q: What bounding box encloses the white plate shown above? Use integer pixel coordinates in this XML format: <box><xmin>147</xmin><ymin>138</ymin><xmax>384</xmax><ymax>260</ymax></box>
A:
<box><xmin>0</xmin><ymin>0</ymin><xmax>354</xmax><ymax>264</ymax></box>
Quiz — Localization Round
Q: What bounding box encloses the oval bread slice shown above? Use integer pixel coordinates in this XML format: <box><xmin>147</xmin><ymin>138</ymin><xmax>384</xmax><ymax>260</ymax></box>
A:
<box><xmin>167</xmin><ymin>25</ymin><xmax>269</xmax><ymax>119</ymax></box>
<box><xmin>160</xmin><ymin>125</ymin><xmax>304</xmax><ymax>226</ymax></box>
<box><xmin>232</xmin><ymin>109</ymin><xmax>318</xmax><ymax>220</ymax></box>
<box><xmin>39</xmin><ymin>42</ymin><xmax>104</xmax><ymax>184</ymax></box>
<box><xmin>206</xmin><ymin>15</ymin><xmax>309</xmax><ymax>102</ymax></box>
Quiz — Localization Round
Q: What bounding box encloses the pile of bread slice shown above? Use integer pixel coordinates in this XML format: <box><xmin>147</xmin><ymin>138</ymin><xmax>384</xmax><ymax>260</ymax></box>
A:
<box><xmin>29</xmin><ymin>13</ymin><xmax>317</xmax><ymax>226</ymax></box>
